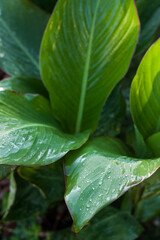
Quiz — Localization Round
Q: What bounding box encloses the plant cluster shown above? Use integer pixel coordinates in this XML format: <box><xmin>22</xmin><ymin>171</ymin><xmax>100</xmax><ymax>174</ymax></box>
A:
<box><xmin>0</xmin><ymin>0</ymin><xmax>160</xmax><ymax>239</ymax></box>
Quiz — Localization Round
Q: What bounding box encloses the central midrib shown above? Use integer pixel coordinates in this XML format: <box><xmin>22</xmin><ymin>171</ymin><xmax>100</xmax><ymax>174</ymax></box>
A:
<box><xmin>75</xmin><ymin>0</ymin><xmax>101</xmax><ymax>134</ymax></box>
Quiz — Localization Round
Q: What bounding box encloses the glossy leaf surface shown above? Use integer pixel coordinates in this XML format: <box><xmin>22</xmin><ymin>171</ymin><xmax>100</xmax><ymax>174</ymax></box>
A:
<box><xmin>0</xmin><ymin>77</ymin><xmax>48</xmax><ymax>97</ymax></box>
<box><xmin>0</xmin><ymin>91</ymin><xmax>89</xmax><ymax>166</ymax></box>
<box><xmin>131</xmin><ymin>39</ymin><xmax>160</xmax><ymax>139</ymax></box>
<box><xmin>19</xmin><ymin>162</ymin><xmax>65</xmax><ymax>204</ymax></box>
<box><xmin>78</xmin><ymin>206</ymin><xmax>143</xmax><ymax>240</ymax></box>
<box><xmin>40</xmin><ymin>0</ymin><xmax>139</xmax><ymax>133</ymax></box>
<box><xmin>0</xmin><ymin>0</ymin><xmax>49</xmax><ymax>78</ymax></box>
<box><xmin>3</xmin><ymin>172</ymin><xmax>47</xmax><ymax>221</ymax></box>
<box><xmin>65</xmin><ymin>137</ymin><xmax>160</xmax><ymax>232</ymax></box>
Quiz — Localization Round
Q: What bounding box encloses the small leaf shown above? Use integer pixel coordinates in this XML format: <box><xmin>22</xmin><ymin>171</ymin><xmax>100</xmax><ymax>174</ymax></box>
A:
<box><xmin>3</xmin><ymin>171</ymin><xmax>48</xmax><ymax>221</ymax></box>
<box><xmin>78</xmin><ymin>206</ymin><xmax>143</xmax><ymax>240</ymax></box>
<box><xmin>40</xmin><ymin>0</ymin><xmax>139</xmax><ymax>134</ymax></box>
<box><xmin>131</xmin><ymin>39</ymin><xmax>160</xmax><ymax>139</ymax></box>
<box><xmin>0</xmin><ymin>165</ymin><xmax>15</xmax><ymax>181</ymax></box>
<box><xmin>0</xmin><ymin>0</ymin><xmax>49</xmax><ymax>78</ymax></box>
<box><xmin>0</xmin><ymin>91</ymin><xmax>90</xmax><ymax>166</ymax></box>
<box><xmin>0</xmin><ymin>77</ymin><xmax>48</xmax><ymax>97</ymax></box>
<box><xmin>65</xmin><ymin>137</ymin><xmax>160</xmax><ymax>232</ymax></box>
<box><xmin>18</xmin><ymin>162</ymin><xmax>65</xmax><ymax>204</ymax></box>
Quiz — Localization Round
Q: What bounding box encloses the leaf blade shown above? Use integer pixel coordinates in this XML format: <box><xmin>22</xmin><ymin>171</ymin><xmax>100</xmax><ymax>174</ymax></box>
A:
<box><xmin>64</xmin><ymin>137</ymin><xmax>160</xmax><ymax>232</ymax></box>
<box><xmin>40</xmin><ymin>0</ymin><xmax>140</xmax><ymax>133</ymax></box>
<box><xmin>0</xmin><ymin>91</ymin><xmax>89</xmax><ymax>166</ymax></box>
<box><xmin>131</xmin><ymin>39</ymin><xmax>160</xmax><ymax>139</ymax></box>
<box><xmin>0</xmin><ymin>0</ymin><xmax>49</xmax><ymax>78</ymax></box>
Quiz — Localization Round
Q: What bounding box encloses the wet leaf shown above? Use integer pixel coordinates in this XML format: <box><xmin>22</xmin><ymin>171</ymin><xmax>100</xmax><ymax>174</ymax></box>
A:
<box><xmin>65</xmin><ymin>137</ymin><xmax>160</xmax><ymax>232</ymax></box>
<box><xmin>0</xmin><ymin>91</ymin><xmax>90</xmax><ymax>166</ymax></box>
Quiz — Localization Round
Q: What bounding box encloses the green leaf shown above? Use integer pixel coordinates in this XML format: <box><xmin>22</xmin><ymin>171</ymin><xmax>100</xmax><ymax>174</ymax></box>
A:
<box><xmin>135</xmin><ymin>169</ymin><xmax>160</xmax><ymax>222</ymax></box>
<box><xmin>3</xmin><ymin>171</ymin><xmax>48</xmax><ymax>221</ymax></box>
<box><xmin>18</xmin><ymin>162</ymin><xmax>65</xmax><ymax>204</ymax></box>
<box><xmin>40</xmin><ymin>0</ymin><xmax>139</xmax><ymax>134</ymax></box>
<box><xmin>29</xmin><ymin>0</ymin><xmax>57</xmax><ymax>13</ymax></box>
<box><xmin>0</xmin><ymin>77</ymin><xmax>48</xmax><ymax>97</ymax></box>
<box><xmin>94</xmin><ymin>84</ymin><xmax>126</xmax><ymax>137</ymax></box>
<box><xmin>131</xmin><ymin>39</ymin><xmax>160</xmax><ymax>139</ymax></box>
<box><xmin>136</xmin><ymin>0</ymin><xmax>160</xmax><ymax>54</ymax></box>
<box><xmin>0</xmin><ymin>165</ymin><xmax>15</xmax><ymax>181</ymax></box>
<box><xmin>65</xmin><ymin>137</ymin><xmax>160</xmax><ymax>232</ymax></box>
<box><xmin>78</xmin><ymin>206</ymin><xmax>143</xmax><ymax>240</ymax></box>
<box><xmin>0</xmin><ymin>91</ymin><xmax>90</xmax><ymax>166</ymax></box>
<box><xmin>0</xmin><ymin>0</ymin><xmax>49</xmax><ymax>78</ymax></box>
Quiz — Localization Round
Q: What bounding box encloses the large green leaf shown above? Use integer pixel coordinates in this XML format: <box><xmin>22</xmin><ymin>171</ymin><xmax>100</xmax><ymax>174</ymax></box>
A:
<box><xmin>136</xmin><ymin>0</ymin><xmax>160</xmax><ymax>54</ymax></box>
<box><xmin>3</xmin><ymin>171</ymin><xmax>48</xmax><ymax>221</ymax></box>
<box><xmin>64</xmin><ymin>137</ymin><xmax>160</xmax><ymax>232</ymax></box>
<box><xmin>0</xmin><ymin>0</ymin><xmax>49</xmax><ymax>78</ymax></box>
<box><xmin>0</xmin><ymin>91</ymin><xmax>89</xmax><ymax>166</ymax></box>
<box><xmin>78</xmin><ymin>206</ymin><xmax>143</xmax><ymax>240</ymax></box>
<box><xmin>131</xmin><ymin>39</ymin><xmax>160</xmax><ymax>139</ymax></box>
<box><xmin>29</xmin><ymin>0</ymin><xmax>57</xmax><ymax>13</ymax></box>
<box><xmin>40</xmin><ymin>0</ymin><xmax>139</xmax><ymax>134</ymax></box>
<box><xmin>0</xmin><ymin>77</ymin><xmax>48</xmax><ymax>97</ymax></box>
<box><xmin>18</xmin><ymin>162</ymin><xmax>65</xmax><ymax>204</ymax></box>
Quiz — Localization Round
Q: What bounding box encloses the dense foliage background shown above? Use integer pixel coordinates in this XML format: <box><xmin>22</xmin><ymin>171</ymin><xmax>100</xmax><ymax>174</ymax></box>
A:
<box><xmin>0</xmin><ymin>0</ymin><xmax>160</xmax><ymax>239</ymax></box>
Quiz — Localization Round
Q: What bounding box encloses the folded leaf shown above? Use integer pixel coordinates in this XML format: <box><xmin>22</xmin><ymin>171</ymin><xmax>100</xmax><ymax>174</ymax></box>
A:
<box><xmin>78</xmin><ymin>206</ymin><xmax>143</xmax><ymax>240</ymax></box>
<box><xmin>0</xmin><ymin>0</ymin><xmax>49</xmax><ymax>78</ymax></box>
<box><xmin>0</xmin><ymin>77</ymin><xmax>48</xmax><ymax>97</ymax></box>
<box><xmin>3</xmin><ymin>171</ymin><xmax>48</xmax><ymax>221</ymax></box>
<box><xmin>40</xmin><ymin>0</ymin><xmax>139</xmax><ymax>134</ymax></box>
<box><xmin>65</xmin><ymin>137</ymin><xmax>160</xmax><ymax>232</ymax></box>
<box><xmin>19</xmin><ymin>162</ymin><xmax>65</xmax><ymax>204</ymax></box>
<box><xmin>131</xmin><ymin>39</ymin><xmax>160</xmax><ymax>139</ymax></box>
<box><xmin>0</xmin><ymin>91</ymin><xmax>90</xmax><ymax>166</ymax></box>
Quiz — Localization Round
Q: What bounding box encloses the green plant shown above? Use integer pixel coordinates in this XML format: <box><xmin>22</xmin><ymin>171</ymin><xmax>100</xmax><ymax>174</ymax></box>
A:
<box><xmin>0</xmin><ymin>0</ymin><xmax>160</xmax><ymax>239</ymax></box>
